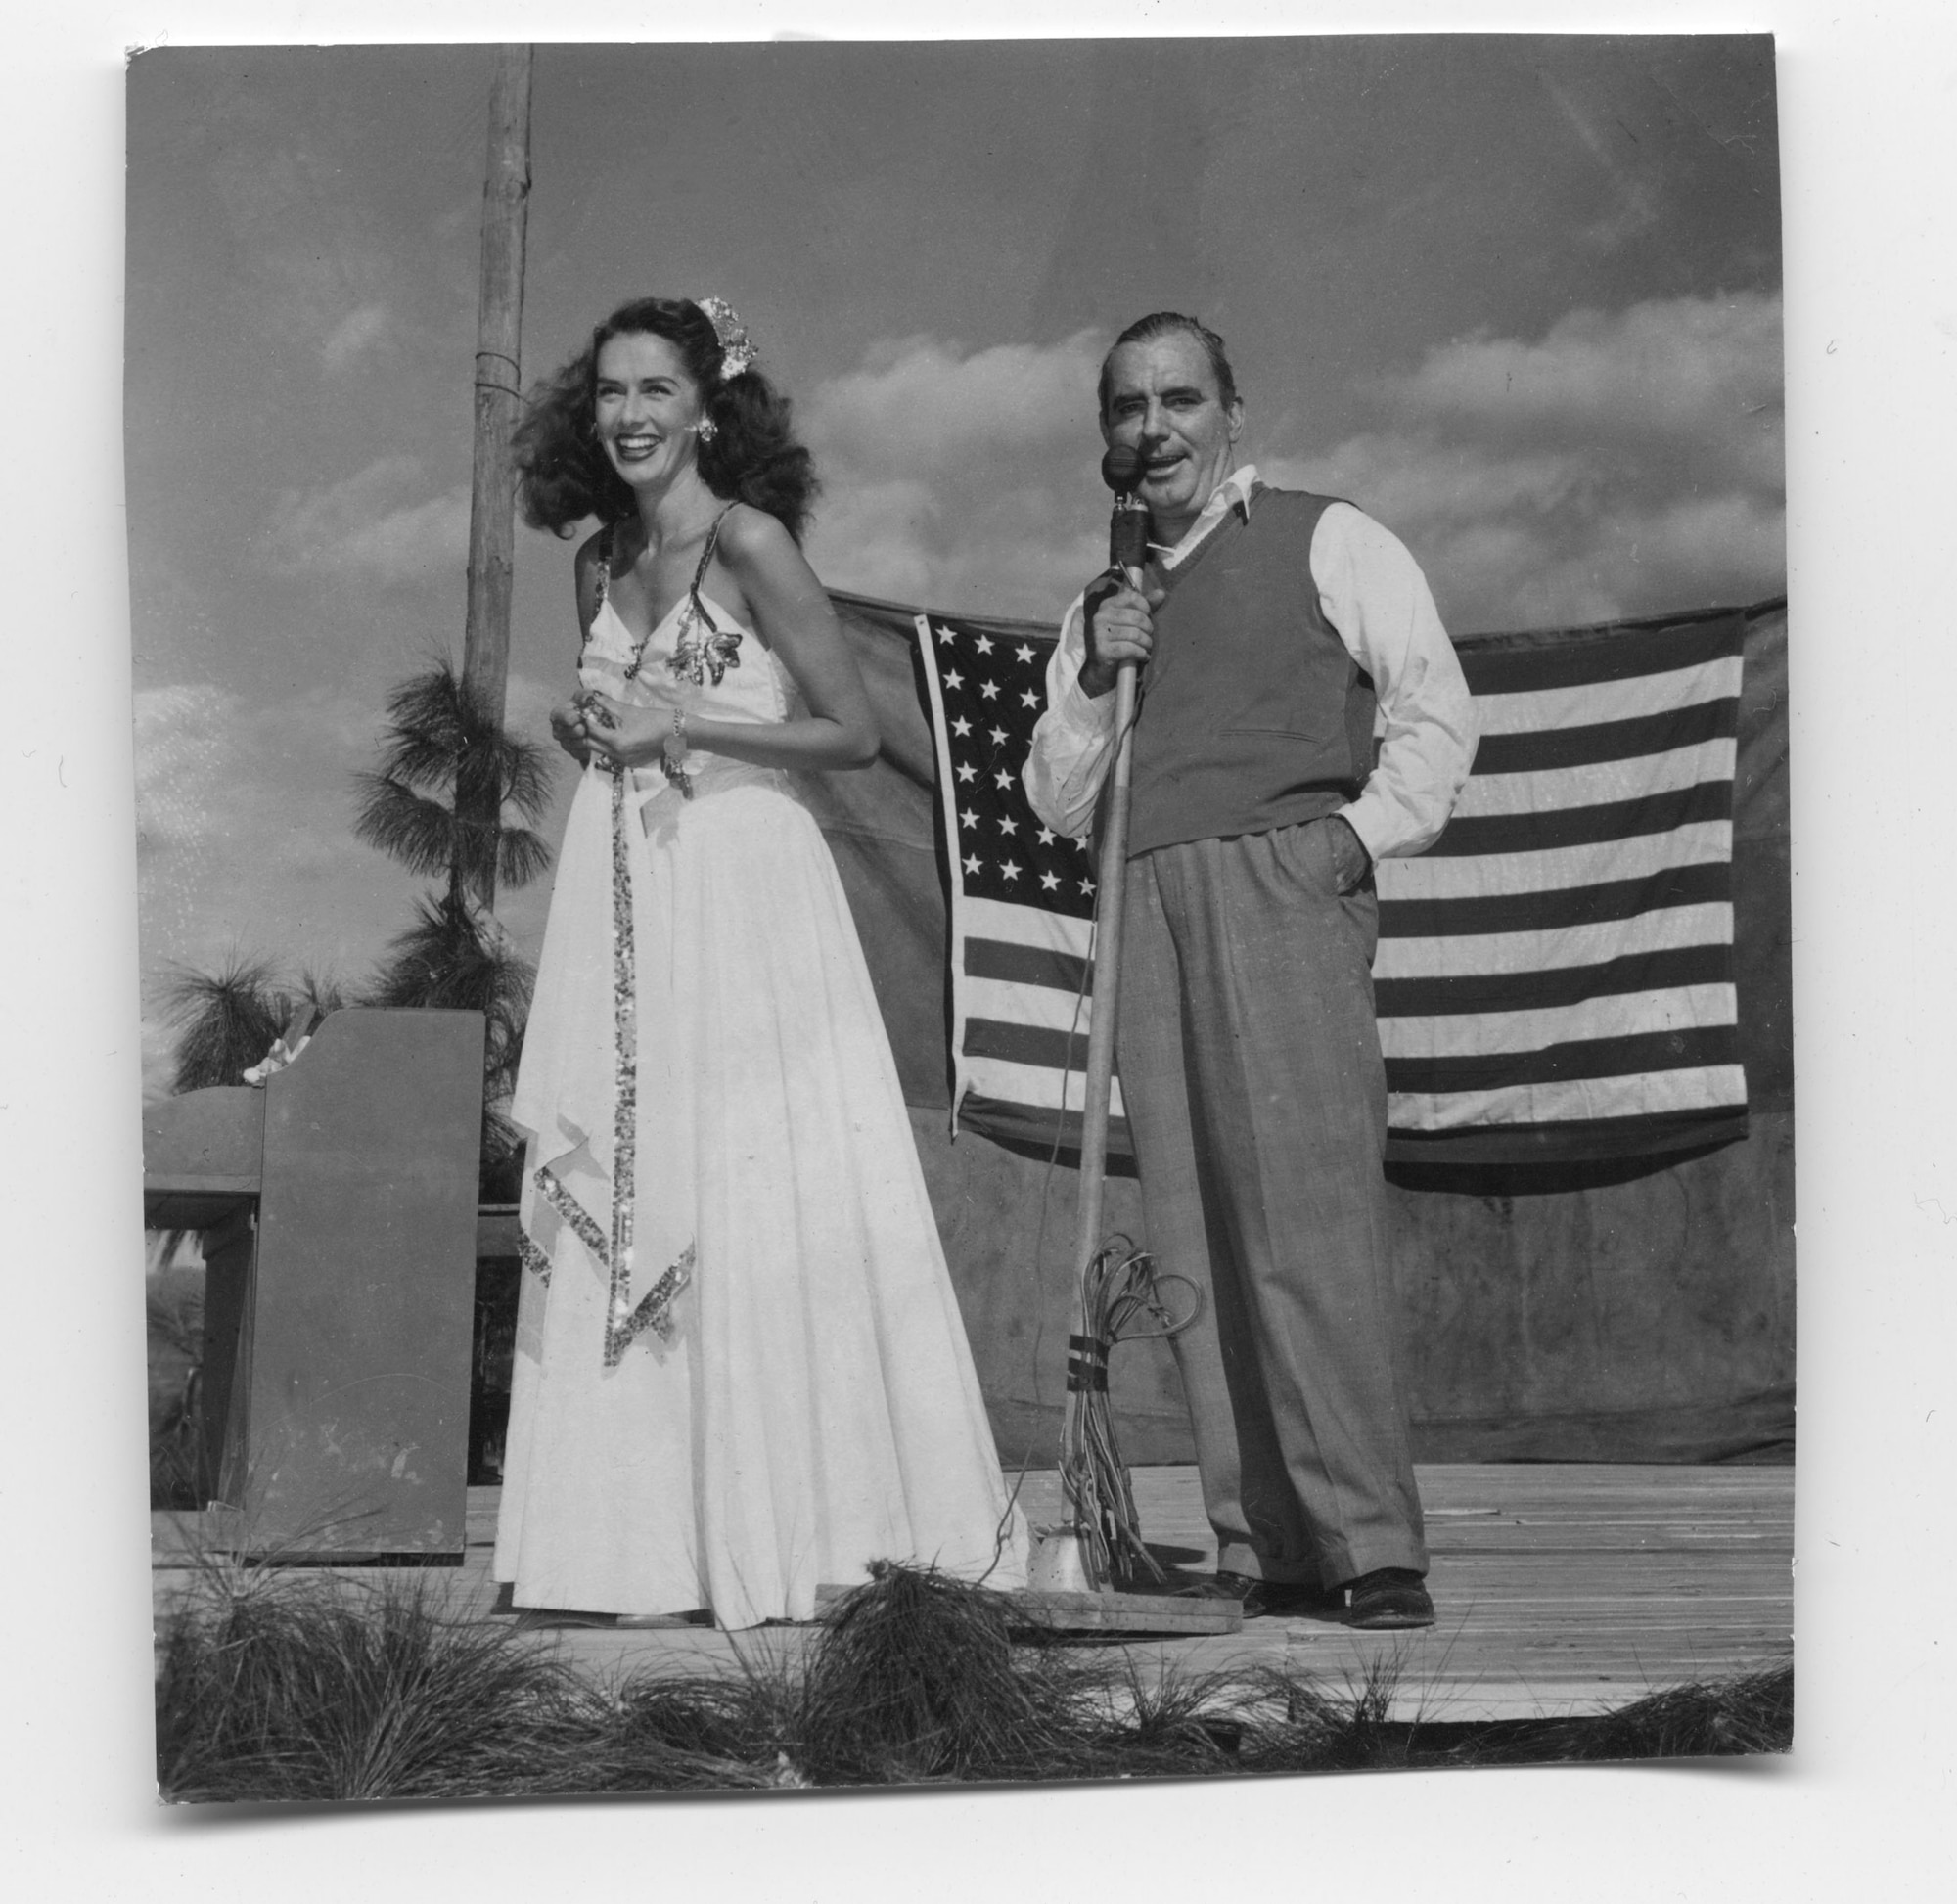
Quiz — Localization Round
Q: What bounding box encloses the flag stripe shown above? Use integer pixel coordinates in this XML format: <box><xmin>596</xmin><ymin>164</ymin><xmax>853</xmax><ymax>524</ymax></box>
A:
<box><xmin>964</xmin><ymin>973</ymin><xmax>1094</xmax><ymax>1036</ymax></box>
<box><xmin>1425</xmin><ymin>778</ymin><xmax>1731</xmax><ymax>855</ymax></box>
<box><xmin>961</xmin><ymin>893</ymin><xmax>1097</xmax><ymax>950</ymax></box>
<box><xmin>1386</xmin><ymin>1082</ymin><xmax>1750</xmax><ymax>1141</ymax></box>
<box><xmin>1381</xmin><ymin>983</ymin><xmax>1736</xmax><ymax>1062</ymax></box>
<box><xmin>1386</xmin><ymin>818</ymin><xmax>1722</xmax><ymax>908</ymax></box>
<box><xmin>965</xmin><ymin>935</ymin><xmax>1093</xmax><ymax>994</ymax></box>
<box><xmin>957</xmin><ymin>1063</ymin><xmax>1128</xmax><ymax>1120</ymax></box>
<box><xmin>957</xmin><ymin>1092</ymin><xmax>1134</xmax><ymax>1158</ymax></box>
<box><xmin>1457</xmin><ymin>613</ymin><xmax>1745</xmax><ymax>695</ymax></box>
<box><xmin>1471</xmin><ymin>655</ymin><xmax>1743</xmax><ymax>736</ymax></box>
<box><xmin>1375</xmin><ymin>901</ymin><xmax>1733</xmax><ymax>979</ymax></box>
<box><xmin>1375</xmin><ymin>942</ymin><xmax>1734</xmax><ymax>1018</ymax></box>
<box><xmin>1389</xmin><ymin>1066</ymin><xmax>1750</xmax><ymax>1131</ymax></box>
<box><xmin>1377</xmin><ymin>859</ymin><xmax>1731</xmax><ymax>938</ymax></box>
<box><xmin>964</xmin><ymin>1016</ymin><xmax>1090</xmax><ymax>1071</ymax></box>
<box><xmin>1472</xmin><ymin>696</ymin><xmax>1739</xmax><ymax>775</ymax></box>
<box><xmin>1454</xmin><ymin>738</ymin><xmax>1734</xmax><ymax>817</ymax></box>
<box><xmin>1385</xmin><ymin>822</ymin><xmax>1730</xmax><ymax>903</ymax></box>
<box><xmin>1385</xmin><ymin>1025</ymin><xmax>1739</xmax><ymax>1097</ymax></box>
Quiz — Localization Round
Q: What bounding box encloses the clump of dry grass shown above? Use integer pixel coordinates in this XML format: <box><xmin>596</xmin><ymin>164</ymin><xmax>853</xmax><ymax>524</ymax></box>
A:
<box><xmin>156</xmin><ymin>1571</ymin><xmax>597</xmax><ymax>1803</ymax></box>
<box><xmin>155</xmin><ymin>1561</ymin><xmax>1793</xmax><ymax>1803</ymax></box>
<box><xmin>1446</xmin><ymin>1660</ymin><xmax>1795</xmax><ymax>1765</ymax></box>
<box><xmin>797</xmin><ymin>1560</ymin><xmax>1059</xmax><ymax>1782</ymax></box>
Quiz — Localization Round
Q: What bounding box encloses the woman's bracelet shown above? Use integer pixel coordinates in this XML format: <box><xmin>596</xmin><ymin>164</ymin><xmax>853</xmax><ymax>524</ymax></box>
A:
<box><xmin>664</xmin><ymin>707</ymin><xmax>695</xmax><ymax>799</ymax></box>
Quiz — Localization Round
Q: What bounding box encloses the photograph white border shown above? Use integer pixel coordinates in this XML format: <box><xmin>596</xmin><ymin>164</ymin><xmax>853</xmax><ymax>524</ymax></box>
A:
<box><xmin>6</xmin><ymin>2</ymin><xmax>1952</xmax><ymax>1895</ymax></box>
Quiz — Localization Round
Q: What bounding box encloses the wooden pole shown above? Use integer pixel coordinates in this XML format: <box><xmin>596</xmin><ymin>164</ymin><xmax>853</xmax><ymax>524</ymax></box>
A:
<box><xmin>458</xmin><ymin>44</ymin><xmax>533</xmax><ymax>911</ymax></box>
<box><xmin>1070</xmin><ymin>657</ymin><xmax>1138</xmax><ymax>1275</ymax></box>
<box><xmin>1058</xmin><ymin>577</ymin><xmax>1143</xmax><ymax>1590</ymax></box>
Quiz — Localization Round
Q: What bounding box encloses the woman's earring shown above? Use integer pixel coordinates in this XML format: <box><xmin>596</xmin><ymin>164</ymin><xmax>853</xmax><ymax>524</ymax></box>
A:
<box><xmin>697</xmin><ymin>416</ymin><xmax>718</xmax><ymax>444</ymax></box>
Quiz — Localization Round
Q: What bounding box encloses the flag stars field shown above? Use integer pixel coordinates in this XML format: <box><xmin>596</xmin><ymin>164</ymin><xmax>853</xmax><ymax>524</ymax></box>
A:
<box><xmin>919</xmin><ymin>613</ymin><xmax>1097</xmax><ymax>919</ymax></box>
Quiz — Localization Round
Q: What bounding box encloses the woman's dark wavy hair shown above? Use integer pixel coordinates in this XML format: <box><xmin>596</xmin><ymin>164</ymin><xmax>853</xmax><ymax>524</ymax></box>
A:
<box><xmin>1097</xmin><ymin>311</ymin><xmax>1240</xmax><ymax>421</ymax></box>
<box><xmin>514</xmin><ymin>297</ymin><xmax>819</xmax><ymax>541</ymax></box>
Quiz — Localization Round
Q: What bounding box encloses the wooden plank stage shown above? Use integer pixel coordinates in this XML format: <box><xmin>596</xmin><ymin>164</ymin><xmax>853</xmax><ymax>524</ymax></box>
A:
<box><xmin>152</xmin><ymin>1463</ymin><xmax>1792</xmax><ymax>1723</ymax></box>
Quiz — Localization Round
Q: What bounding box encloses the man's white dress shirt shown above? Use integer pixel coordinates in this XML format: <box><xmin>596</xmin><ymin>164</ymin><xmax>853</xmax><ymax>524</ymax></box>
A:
<box><xmin>1023</xmin><ymin>466</ymin><xmax>1479</xmax><ymax>862</ymax></box>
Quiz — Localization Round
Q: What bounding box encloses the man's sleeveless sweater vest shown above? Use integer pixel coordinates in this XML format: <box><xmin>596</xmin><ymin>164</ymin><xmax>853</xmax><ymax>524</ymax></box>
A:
<box><xmin>1125</xmin><ymin>487</ymin><xmax>1377</xmax><ymax>858</ymax></box>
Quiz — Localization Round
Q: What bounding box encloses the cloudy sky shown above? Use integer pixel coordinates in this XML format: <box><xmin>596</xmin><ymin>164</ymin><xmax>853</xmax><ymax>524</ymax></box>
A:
<box><xmin>126</xmin><ymin>35</ymin><xmax>1784</xmax><ymax>1093</ymax></box>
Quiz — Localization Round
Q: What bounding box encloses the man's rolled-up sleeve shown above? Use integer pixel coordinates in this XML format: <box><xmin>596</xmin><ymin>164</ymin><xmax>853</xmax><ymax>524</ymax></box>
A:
<box><xmin>1024</xmin><ymin>594</ymin><xmax>1118</xmax><ymax>840</ymax></box>
<box><xmin>1314</xmin><ymin>504</ymin><xmax>1479</xmax><ymax>863</ymax></box>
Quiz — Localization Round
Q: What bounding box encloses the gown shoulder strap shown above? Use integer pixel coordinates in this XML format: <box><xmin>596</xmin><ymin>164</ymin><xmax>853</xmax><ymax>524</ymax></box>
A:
<box><xmin>687</xmin><ymin>505</ymin><xmax>735</xmax><ymax>632</ymax></box>
<box><xmin>576</xmin><ymin>523</ymin><xmax>615</xmax><ymax>657</ymax></box>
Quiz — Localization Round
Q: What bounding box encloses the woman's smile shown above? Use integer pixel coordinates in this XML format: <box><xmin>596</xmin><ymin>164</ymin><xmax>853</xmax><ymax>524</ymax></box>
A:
<box><xmin>610</xmin><ymin>431</ymin><xmax>668</xmax><ymax>465</ymax></box>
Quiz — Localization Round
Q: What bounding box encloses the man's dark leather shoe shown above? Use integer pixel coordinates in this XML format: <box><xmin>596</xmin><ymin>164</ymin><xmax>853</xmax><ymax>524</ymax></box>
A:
<box><xmin>1178</xmin><ymin>1569</ymin><xmax>1345</xmax><ymax>1619</ymax></box>
<box><xmin>1343</xmin><ymin>1567</ymin><xmax>1435</xmax><ymax>1629</ymax></box>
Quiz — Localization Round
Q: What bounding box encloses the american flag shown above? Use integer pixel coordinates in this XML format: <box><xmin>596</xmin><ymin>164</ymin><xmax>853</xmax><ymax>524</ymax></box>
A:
<box><xmin>916</xmin><ymin>600</ymin><xmax>1756</xmax><ymax>1168</ymax></box>
<box><xmin>913</xmin><ymin>612</ymin><xmax>1129</xmax><ymax>1161</ymax></box>
<box><xmin>1376</xmin><ymin>606</ymin><xmax>1751</xmax><ymax>1163</ymax></box>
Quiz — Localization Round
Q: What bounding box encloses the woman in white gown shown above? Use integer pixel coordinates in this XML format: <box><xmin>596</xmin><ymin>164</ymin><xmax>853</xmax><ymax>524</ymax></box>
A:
<box><xmin>492</xmin><ymin>295</ymin><xmax>1026</xmax><ymax>1629</ymax></box>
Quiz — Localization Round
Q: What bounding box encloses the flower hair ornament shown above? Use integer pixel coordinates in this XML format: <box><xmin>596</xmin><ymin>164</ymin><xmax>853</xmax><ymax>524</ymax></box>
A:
<box><xmin>695</xmin><ymin>295</ymin><xmax>758</xmax><ymax>383</ymax></box>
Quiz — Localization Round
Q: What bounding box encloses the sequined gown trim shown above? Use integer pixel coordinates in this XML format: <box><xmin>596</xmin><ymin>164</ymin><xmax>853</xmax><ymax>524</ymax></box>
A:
<box><xmin>515</xmin><ymin>530</ymin><xmax>710</xmax><ymax>1365</ymax></box>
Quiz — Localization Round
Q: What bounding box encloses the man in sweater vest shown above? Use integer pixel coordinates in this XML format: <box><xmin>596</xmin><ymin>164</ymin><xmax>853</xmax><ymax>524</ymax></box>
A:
<box><xmin>1024</xmin><ymin>313</ymin><xmax>1479</xmax><ymax>1628</ymax></box>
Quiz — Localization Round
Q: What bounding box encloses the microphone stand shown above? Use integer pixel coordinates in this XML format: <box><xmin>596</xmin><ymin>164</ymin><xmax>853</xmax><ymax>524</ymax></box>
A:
<box><xmin>1056</xmin><ymin>488</ymin><xmax>1155</xmax><ymax>1593</ymax></box>
<box><xmin>1071</xmin><ymin>518</ymin><xmax>1145</xmax><ymax>1331</ymax></box>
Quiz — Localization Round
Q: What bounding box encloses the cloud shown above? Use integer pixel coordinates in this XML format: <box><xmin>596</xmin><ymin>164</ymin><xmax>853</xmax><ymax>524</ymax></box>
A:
<box><xmin>804</xmin><ymin>332</ymin><xmax>1103</xmax><ymax>473</ymax></box>
<box><xmin>140</xmin><ymin>1014</ymin><xmax>181</xmax><ymax>1104</ymax></box>
<box><xmin>800</xmin><ymin>331</ymin><xmax>1106</xmax><ymax>621</ymax></box>
<box><xmin>322</xmin><ymin>301</ymin><xmax>390</xmax><ymax>371</ymax></box>
<box><xmin>265</xmin><ymin>456</ymin><xmax>472</xmax><ymax>586</ymax></box>
<box><xmin>133</xmin><ymin>683</ymin><xmax>258</xmax><ymax>1062</ymax></box>
<box><xmin>135</xmin><ymin>681</ymin><xmax>387</xmax><ymax>911</ymax></box>
<box><xmin>1383</xmin><ymin>293</ymin><xmax>1784</xmax><ymax>486</ymax></box>
<box><xmin>804</xmin><ymin>477</ymin><xmax>944</xmax><ymax>606</ymax></box>
<box><xmin>132</xmin><ymin>675</ymin><xmax>434</xmax><ymax>1096</ymax></box>
<box><xmin>503</xmin><ymin>668</ymin><xmax>564</xmax><ymax>740</ymax></box>
<box><xmin>1267</xmin><ymin>292</ymin><xmax>1785</xmax><ymax>631</ymax></box>
<box><xmin>135</xmin><ymin>683</ymin><xmax>244</xmax><ymax>867</ymax></box>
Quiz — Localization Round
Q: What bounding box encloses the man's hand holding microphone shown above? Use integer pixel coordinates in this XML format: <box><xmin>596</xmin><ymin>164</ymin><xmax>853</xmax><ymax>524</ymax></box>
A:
<box><xmin>1078</xmin><ymin>571</ymin><xmax>1161</xmax><ymax>702</ymax></box>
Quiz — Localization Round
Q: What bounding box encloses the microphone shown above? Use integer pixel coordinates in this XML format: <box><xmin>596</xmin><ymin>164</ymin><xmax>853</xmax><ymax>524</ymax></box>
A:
<box><xmin>1089</xmin><ymin>443</ymin><xmax>1147</xmax><ymax>771</ymax></box>
<box><xmin>1100</xmin><ymin>445</ymin><xmax>1150</xmax><ymax>581</ymax></box>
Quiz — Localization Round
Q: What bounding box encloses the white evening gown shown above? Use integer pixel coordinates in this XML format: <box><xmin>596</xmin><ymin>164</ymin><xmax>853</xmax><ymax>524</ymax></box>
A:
<box><xmin>493</xmin><ymin>569</ymin><xmax>1026</xmax><ymax>1628</ymax></box>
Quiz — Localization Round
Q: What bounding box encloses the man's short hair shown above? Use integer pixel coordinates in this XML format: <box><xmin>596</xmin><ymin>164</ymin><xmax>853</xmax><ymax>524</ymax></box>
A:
<box><xmin>1098</xmin><ymin>312</ymin><xmax>1241</xmax><ymax>421</ymax></box>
